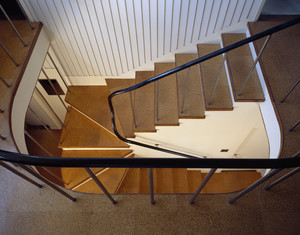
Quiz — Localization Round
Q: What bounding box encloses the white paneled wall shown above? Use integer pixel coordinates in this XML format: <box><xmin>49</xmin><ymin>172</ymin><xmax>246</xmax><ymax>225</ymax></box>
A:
<box><xmin>20</xmin><ymin>0</ymin><xmax>264</xmax><ymax>77</ymax></box>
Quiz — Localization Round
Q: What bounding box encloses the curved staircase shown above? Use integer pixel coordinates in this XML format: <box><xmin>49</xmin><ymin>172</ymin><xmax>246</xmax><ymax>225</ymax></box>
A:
<box><xmin>45</xmin><ymin>32</ymin><xmax>266</xmax><ymax>194</ymax></box>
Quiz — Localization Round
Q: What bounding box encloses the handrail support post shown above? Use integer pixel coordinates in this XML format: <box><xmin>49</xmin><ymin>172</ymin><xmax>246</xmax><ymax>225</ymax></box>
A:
<box><xmin>148</xmin><ymin>168</ymin><xmax>155</xmax><ymax>205</ymax></box>
<box><xmin>189</xmin><ymin>168</ymin><xmax>217</xmax><ymax>204</ymax></box>
<box><xmin>0</xmin><ymin>4</ymin><xmax>27</xmax><ymax>47</ymax></box>
<box><xmin>237</xmin><ymin>35</ymin><xmax>271</xmax><ymax>96</ymax></box>
<box><xmin>181</xmin><ymin>67</ymin><xmax>191</xmax><ymax>113</ymax></box>
<box><xmin>265</xmin><ymin>167</ymin><xmax>300</xmax><ymax>190</ymax></box>
<box><xmin>207</xmin><ymin>53</ymin><xmax>227</xmax><ymax>105</ymax></box>
<box><xmin>84</xmin><ymin>168</ymin><xmax>116</xmax><ymax>204</ymax></box>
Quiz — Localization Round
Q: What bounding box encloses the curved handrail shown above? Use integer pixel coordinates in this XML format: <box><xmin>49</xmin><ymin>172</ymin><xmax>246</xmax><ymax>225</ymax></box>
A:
<box><xmin>108</xmin><ymin>17</ymin><xmax>300</xmax><ymax>159</ymax></box>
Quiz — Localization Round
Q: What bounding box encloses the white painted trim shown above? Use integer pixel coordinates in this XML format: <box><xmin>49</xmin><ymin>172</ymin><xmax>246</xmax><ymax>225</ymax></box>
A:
<box><xmin>11</xmin><ymin>27</ymin><xmax>50</xmax><ymax>154</ymax></box>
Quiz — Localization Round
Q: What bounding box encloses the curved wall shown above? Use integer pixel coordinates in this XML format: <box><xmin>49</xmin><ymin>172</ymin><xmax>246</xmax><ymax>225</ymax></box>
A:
<box><xmin>11</xmin><ymin>27</ymin><xmax>50</xmax><ymax>154</ymax></box>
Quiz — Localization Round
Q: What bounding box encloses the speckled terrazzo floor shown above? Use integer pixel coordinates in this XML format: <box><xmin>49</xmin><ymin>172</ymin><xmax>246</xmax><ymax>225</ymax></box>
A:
<box><xmin>1</xmin><ymin>165</ymin><xmax>300</xmax><ymax>234</ymax></box>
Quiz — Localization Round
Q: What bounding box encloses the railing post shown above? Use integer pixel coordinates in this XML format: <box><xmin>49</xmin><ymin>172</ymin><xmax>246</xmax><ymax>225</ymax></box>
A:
<box><xmin>280</xmin><ymin>78</ymin><xmax>300</xmax><ymax>103</ymax></box>
<box><xmin>207</xmin><ymin>53</ymin><xmax>227</xmax><ymax>105</ymax></box>
<box><xmin>189</xmin><ymin>168</ymin><xmax>217</xmax><ymax>204</ymax></box>
<box><xmin>35</xmin><ymin>87</ymin><xmax>66</xmax><ymax>128</ymax></box>
<box><xmin>41</xmin><ymin>166</ymin><xmax>69</xmax><ymax>185</ymax></box>
<box><xmin>41</xmin><ymin>68</ymin><xmax>68</xmax><ymax>111</ymax></box>
<box><xmin>229</xmin><ymin>168</ymin><xmax>282</xmax><ymax>204</ymax></box>
<box><xmin>148</xmin><ymin>168</ymin><xmax>155</xmax><ymax>205</ymax></box>
<box><xmin>264</xmin><ymin>167</ymin><xmax>300</xmax><ymax>191</ymax></box>
<box><xmin>24</xmin><ymin>130</ymin><xmax>54</xmax><ymax>157</ymax></box>
<box><xmin>0</xmin><ymin>4</ymin><xmax>27</xmax><ymax>47</ymax></box>
<box><xmin>129</xmin><ymin>91</ymin><xmax>137</xmax><ymax>128</ymax></box>
<box><xmin>84</xmin><ymin>168</ymin><xmax>117</xmax><ymax>204</ymax></box>
<box><xmin>0</xmin><ymin>40</ymin><xmax>19</xmax><ymax>66</ymax></box>
<box><xmin>155</xmin><ymin>81</ymin><xmax>159</xmax><ymax>122</ymax></box>
<box><xmin>0</xmin><ymin>161</ymin><xmax>43</xmax><ymax>188</ymax></box>
<box><xmin>0</xmin><ymin>75</ymin><xmax>11</xmax><ymax>88</ymax></box>
<box><xmin>180</xmin><ymin>67</ymin><xmax>191</xmax><ymax>114</ymax></box>
<box><xmin>237</xmin><ymin>35</ymin><xmax>271</xmax><ymax>96</ymax></box>
<box><xmin>19</xmin><ymin>165</ymin><xmax>77</xmax><ymax>202</ymax></box>
<box><xmin>28</xmin><ymin>107</ymin><xmax>61</xmax><ymax>144</ymax></box>
<box><xmin>16</xmin><ymin>0</ymin><xmax>35</xmax><ymax>30</ymax></box>
<box><xmin>289</xmin><ymin>119</ymin><xmax>300</xmax><ymax>132</ymax></box>
<box><xmin>47</xmin><ymin>52</ymin><xmax>72</xmax><ymax>91</ymax></box>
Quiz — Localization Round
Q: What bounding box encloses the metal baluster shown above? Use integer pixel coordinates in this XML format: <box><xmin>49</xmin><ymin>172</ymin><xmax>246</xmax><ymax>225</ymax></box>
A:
<box><xmin>19</xmin><ymin>165</ymin><xmax>77</xmax><ymax>202</ymax></box>
<box><xmin>148</xmin><ymin>168</ymin><xmax>155</xmax><ymax>205</ymax></box>
<box><xmin>41</xmin><ymin>166</ymin><xmax>69</xmax><ymax>185</ymax></box>
<box><xmin>207</xmin><ymin>53</ymin><xmax>227</xmax><ymax>105</ymax></box>
<box><xmin>0</xmin><ymin>4</ymin><xmax>27</xmax><ymax>47</ymax></box>
<box><xmin>35</xmin><ymin>87</ymin><xmax>66</xmax><ymax>128</ymax></box>
<box><xmin>28</xmin><ymin>106</ymin><xmax>60</xmax><ymax>144</ymax></box>
<box><xmin>289</xmin><ymin>119</ymin><xmax>300</xmax><ymax>132</ymax></box>
<box><xmin>181</xmin><ymin>67</ymin><xmax>191</xmax><ymax>114</ymax></box>
<box><xmin>237</xmin><ymin>35</ymin><xmax>271</xmax><ymax>96</ymax></box>
<box><xmin>0</xmin><ymin>134</ymin><xmax>6</xmax><ymax>141</ymax></box>
<box><xmin>85</xmin><ymin>168</ymin><xmax>117</xmax><ymax>204</ymax></box>
<box><xmin>189</xmin><ymin>168</ymin><xmax>217</xmax><ymax>204</ymax></box>
<box><xmin>24</xmin><ymin>130</ymin><xmax>53</xmax><ymax>157</ymax></box>
<box><xmin>280</xmin><ymin>78</ymin><xmax>300</xmax><ymax>103</ymax></box>
<box><xmin>16</xmin><ymin>0</ymin><xmax>35</xmax><ymax>30</ymax></box>
<box><xmin>229</xmin><ymin>168</ymin><xmax>282</xmax><ymax>204</ymax></box>
<box><xmin>0</xmin><ymin>75</ymin><xmax>11</xmax><ymax>88</ymax></box>
<box><xmin>129</xmin><ymin>91</ymin><xmax>137</xmax><ymax>128</ymax></box>
<box><xmin>0</xmin><ymin>161</ymin><xmax>43</xmax><ymax>188</ymax></box>
<box><xmin>0</xmin><ymin>40</ymin><xmax>19</xmax><ymax>66</ymax></box>
<box><xmin>47</xmin><ymin>52</ymin><xmax>72</xmax><ymax>91</ymax></box>
<box><xmin>155</xmin><ymin>81</ymin><xmax>159</xmax><ymax>122</ymax></box>
<box><xmin>41</xmin><ymin>68</ymin><xmax>68</xmax><ymax>111</ymax></box>
<box><xmin>264</xmin><ymin>167</ymin><xmax>300</xmax><ymax>191</ymax></box>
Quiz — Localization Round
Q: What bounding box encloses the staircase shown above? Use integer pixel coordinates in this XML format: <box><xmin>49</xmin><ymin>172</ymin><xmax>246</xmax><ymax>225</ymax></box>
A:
<box><xmin>57</xmin><ymin>32</ymin><xmax>265</xmax><ymax>194</ymax></box>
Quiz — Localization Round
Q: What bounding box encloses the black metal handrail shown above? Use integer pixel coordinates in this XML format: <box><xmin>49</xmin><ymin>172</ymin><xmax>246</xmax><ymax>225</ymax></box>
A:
<box><xmin>0</xmin><ymin>17</ymin><xmax>300</xmax><ymax>169</ymax></box>
<box><xmin>108</xmin><ymin>17</ymin><xmax>300</xmax><ymax>160</ymax></box>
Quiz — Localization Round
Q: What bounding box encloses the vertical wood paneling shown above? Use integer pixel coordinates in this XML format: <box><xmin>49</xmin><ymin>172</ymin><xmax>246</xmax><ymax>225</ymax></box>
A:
<box><xmin>141</xmin><ymin>0</ymin><xmax>151</xmax><ymax>63</ymax></box>
<box><xmin>21</xmin><ymin>0</ymin><xmax>265</xmax><ymax>77</ymax></box>
<box><xmin>149</xmin><ymin>0</ymin><xmax>157</xmax><ymax>59</ymax></box>
<box><xmin>177</xmin><ymin>0</ymin><xmax>189</xmax><ymax>49</ymax></box>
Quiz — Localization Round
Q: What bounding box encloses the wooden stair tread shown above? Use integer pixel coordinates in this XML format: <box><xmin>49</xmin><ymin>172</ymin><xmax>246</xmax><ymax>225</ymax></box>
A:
<box><xmin>175</xmin><ymin>54</ymin><xmax>205</xmax><ymax>118</ymax></box>
<box><xmin>134</xmin><ymin>71</ymin><xmax>156</xmax><ymax>132</ymax></box>
<box><xmin>187</xmin><ymin>170</ymin><xmax>203</xmax><ymax>193</ymax></box>
<box><xmin>62</xmin><ymin>151</ymin><xmax>133</xmax><ymax>191</ymax></box>
<box><xmin>106</xmin><ymin>79</ymin><xmax>136</xmax><ymax>138</ymax></box>
<box><xmin>197</xmin><ymin>44</ymin><xmax>233</xmax><ymax>110</ymax></box>
<box><xmin>139</xmin><ymin>168</ymin><xmax>149</xmax><ymax>194</ymax></box>
<box><xmin>221</xmin><ymin>33</ymin><xmax>265</xmax><ymax>101</ymax></box>
<box><xmin>154</xmin><ymin>168</ymin><xmax>174</xmax><ymax>193</ymax></box>
<box><xmin>59</xmin><ymin>107</ymin><xmax>129</xmax><ymax>149</ymax></box>
<box><xmin>154</xmin><ymin>63</ymin><xmax>179</xmax><ymax>125</ymax></box>
<box><xmin>116</xmin><ymin>168</ymin><xmax>140</xmax><ymax>193</ymax></box>
<box><xmin>74</xmin><ymin>167</ymin><xmax>129</xmax><ymax>194</ymax></box>
<box><xmin>172</xmin><ymin>168</ymin><xmax>189</xmax><ymax>193</ymax></box>
<box><xmin>65</xmin><ymin>86</ymin><xmax>124</xmax><ymax>136</ymax></box>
